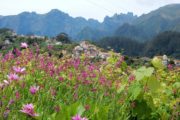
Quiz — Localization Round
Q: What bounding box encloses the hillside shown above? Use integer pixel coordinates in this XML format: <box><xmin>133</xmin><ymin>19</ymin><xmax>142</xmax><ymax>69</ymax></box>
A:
<box><xmin>144</xmin><ymin>31</ymin><xmax>180</xmax><ymax>58</ymax></box>
<box><xmin>0</xmin><ymin>31</ymin><xmax>179</xmax><ymax>119</ymax></box>
<box><xmin>98</xmin><ymin>31</ymin><xmax>180</xmax><ymax>58</ymax></box>
<box><xmin>115</xmin><ymin>4</ymin><xmax>180</xmax><ymax>41</ymax></box>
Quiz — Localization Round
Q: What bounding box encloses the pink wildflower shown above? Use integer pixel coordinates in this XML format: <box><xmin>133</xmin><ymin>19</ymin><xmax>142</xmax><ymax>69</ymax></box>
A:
<box><xmin>128</xmin><ymin>74</ymin><xmax>135</xmax><ymax>82</ymax></box>
<box><xmin>21</xmin><ymin>82</ymin><xmax>26</xmax><ymax>88</ymax></box>
<box><xmin>50</xmin><ymin>88</ymin><xmax>57</xmax><ymax>96</ymax></box>
<box><xmin>21</xmin><ymin>42</ymin><xmax>28</xmax><ymax>48</ymax></box>
<box><xmin>72</xmin><ymin>114</ymin><xmax>88</xmax><ymax>120</ymax></box>
<box><xmin>8</xmin><ymin>99</ymin><xmax>15</xmax><ymax>105</ymax></box>
<box><xmin>81</xmin><ymin>71</ymin><xmax>88</xmax><ymax>79</ymax></box>
<box><xmin>7</xmin><ymin>73</ymin><xmax>19</xmax><ymax>81</ymax></box>
<box><xmin>89</xmin><ymin>73</ymin><xmax>96</xmax><ymax>78</ymax></box>
<box><xmin>69</xmin><ymin>72</ymin><xmax>73</xmax><ymax>79</ymax></box>
<box><xmin>15</xmin><ymin>91</ymin><xmax>20</xmax><ymax>99</ymax></box>
<box><xmin>116</xmin><ymin>56</ymin><xmax>124</xmax><ymax>67</ymax></box>
<box><xmin>58</xmin><ymin>76</ymin><xmax>64</xmax><ymax>82</ymax></box>
<box><xmin>20</xmin><ymin>104</ymin><xmax>38</xmax><ymax>117</ymax></box>
<box><xmin>73</xmin><ymin>58</ymin><xmax>80</xmax><ymax>69</ymax></box>
<box><xmin>99</xmin><ymin>76</ymin><xmax>106</xmax><ymax>85</ymax></box>
<box><xmin>14</xmin><ymin>48</ymin><xmax>21</xmax><ymax>56</ymax></box>
<box><xmin>168</xmin><ymin>64</ymin><xmax>173</xmax><ymax>70</ymax></box>
<box><xmin>85</xmin><ymin>105</ymin><xmax>90</xmax><ymax>111</ymax></box>
<box><xmin>47</xmin><ymin>45</ymin><xmax>53</xmax><ymax>50</ymax></box>
<box><xmin>3</xmin><ymin>110</ymin><xmax>10</xmax><ymax>119</ymax></box>
<box><xmin>3</xmin><ymin>52</ymin><xmax>14</xmax><ymax>61</ymax></box>
<box><xmin>50</xmin><ymin>70</ymin><xmax>55</xmax><ymax>76</ymax></box>
<box><xmin>29</xmin><ymin>86</ymin><xmax>39</xmax><ymax>95</ymax></box>
<box><xmin>88</xmin><ymin>64</ymin><xmax>95</xmax><ymax>71</ymax></box>
<box><xmin>73</xmin><ymin>92</ymin><xmax>78</xmax><ymax>100</ymax></box>
<box><xmin>13</xmin><ymin>66</ymin><xmax>26</xmax><ymax>74</ymax></box>
<box><xmin>54</xmin><ymin>105</ymin><xmax>60</xmax><ymax>112</ymax></box>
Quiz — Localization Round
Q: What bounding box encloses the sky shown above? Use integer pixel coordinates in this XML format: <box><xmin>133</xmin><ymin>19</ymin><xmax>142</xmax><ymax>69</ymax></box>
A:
<box><xmin>0</xmin><ymin>0</ymin><xmax>180</xmax><ymax>21</ymax></box>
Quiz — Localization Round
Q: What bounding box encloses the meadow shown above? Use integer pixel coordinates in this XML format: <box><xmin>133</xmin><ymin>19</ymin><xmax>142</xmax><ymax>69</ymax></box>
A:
<box><xmin>0</xmin><ymin>43</ymin><xmax>179</xmax><ymax>120</ymax></box>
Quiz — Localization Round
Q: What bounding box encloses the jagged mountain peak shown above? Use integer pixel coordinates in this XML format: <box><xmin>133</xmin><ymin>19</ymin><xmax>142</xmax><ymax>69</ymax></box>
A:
<box><xmin>47</xmin><ymin>9</ymin><xmax>69</xmax><ymax>17</ymax></box>
<box><xmin>115</xmin><ymin>4</ymin><xmax>180</xmax><ymax>41</ymax></box>
<box><xmin>0</xmin><ymin>4</ymin><xmax>180</xmax><ymax>41</ymax></box>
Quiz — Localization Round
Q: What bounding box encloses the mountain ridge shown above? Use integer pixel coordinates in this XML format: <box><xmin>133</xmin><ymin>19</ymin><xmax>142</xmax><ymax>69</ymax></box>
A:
<box><xmin>114</xmin><ymin>4</ymin><xmax>180</xmax><ymax>41</ymax></box>
<box><xmin>0</xmin><ymin>4</ymin><xmax>180</xmax><ymax>41</ymax></box>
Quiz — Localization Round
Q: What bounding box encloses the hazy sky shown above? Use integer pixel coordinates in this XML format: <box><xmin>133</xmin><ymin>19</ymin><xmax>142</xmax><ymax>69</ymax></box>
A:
<box><xmin>0</xmin><ymin>0</ymin><xmax>180</xmax><ymax>21</ymax></box>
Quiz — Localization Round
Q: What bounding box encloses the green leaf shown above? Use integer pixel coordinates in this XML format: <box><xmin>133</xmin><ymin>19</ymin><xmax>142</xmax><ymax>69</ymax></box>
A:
<box><xmin>173</xmin><ymin>82</ymin><xmax>180</xmax><ymax>89</ymax></box>
<box><xmin>117</xmin><ymin>84</ymin><xmax>126</xmax><ymax>94</ymax></box>
<box><xmin>134</xmin><ymin>67</ymin><xmax>154</xmax><ymax>81</ymax></box>
<box><xmin>128</xmin><ymin>83</ymin><xmax>142</xmax><ymax>100</ymax></box>
<box><xmin>147</xmin><ymin>77</ymin><xmax>160</xmax><ymax>92</ymax></box>
<box><xmin>77</xmin><ymin>104</ymin><xmax>85</xmax><ymax>116</ymax></box>
<box><xmin>144</xmin><ymin>67</ymin><xmax>154</xmax><ymax>77</ymax></box>
<box><xmin>151</xmin><ymin>57</ymin><xmax>165</xmax><ymax>69</ymax></box>
<box><xmin>91</xmin><ymin>105</ymin><xmax>109</xmax><ymax>120</ymax></box>
<box><xmin>132</xmin><ymin>100</ymin><xmax>152</xmax><ymax>119</ymax></box>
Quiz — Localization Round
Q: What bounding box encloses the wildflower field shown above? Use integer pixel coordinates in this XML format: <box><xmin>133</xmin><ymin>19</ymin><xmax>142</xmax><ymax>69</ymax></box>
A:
<box><xmin>0</xmin><ymin>43</ymin><xmax>179</xmax><ymax>120</ymax></box>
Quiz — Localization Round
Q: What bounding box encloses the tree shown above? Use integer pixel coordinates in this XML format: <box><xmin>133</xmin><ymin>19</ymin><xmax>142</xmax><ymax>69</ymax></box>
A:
<box><xmin>56</xmin><ymin>33</ymin><xmax>71</xmax><ymax>43</ymax></box>
<box><xmin>96</xmin><ymin>36</ymin><xmax>144</xmax><ymax>56</ymax></box>
<box><xmin>144</xmin><ymin>31</ymin><xmax>180</xmax><ymax>58</ymax></box>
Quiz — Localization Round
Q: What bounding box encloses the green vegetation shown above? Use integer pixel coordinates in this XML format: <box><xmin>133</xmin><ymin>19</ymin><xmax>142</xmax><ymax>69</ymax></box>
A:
<box><xmin>0</xmin><ymin>43</ymin><xmax>179</xmax><ymax>119</ymax></box>
<box><xmin>97</xmin><ymin>31</ymin><xmax>180</xmax><ymax>59</ymax></box>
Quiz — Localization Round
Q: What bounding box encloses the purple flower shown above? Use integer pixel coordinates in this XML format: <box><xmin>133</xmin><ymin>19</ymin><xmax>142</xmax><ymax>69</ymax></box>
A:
<box><xmin>7</xmin><ymin>73</ymin><xmax>19</xmax><ymax>81</ymax></box>
<box><xmin>21</xmin><ymin>42</ymin><xmax>28</xmax><ymax>48</ymax></box>
<box><xmin>58</xmin><ymin>76</ymin><xmax>64</xmax><ymax>82</ymax></box>
<box><xmin>15</xmin><ymin>91</ymin><xmax>21</xmax><ymax>99</ymax></box>
<box><xmin>73</xmin><ymin>59</ymin><xmax>80</xmax><ymax>69</ymax></box>
<box><xmin>54</xmin><ymin>105</ymin><xmax>60</xmax><ymax>112</ymax></box>
<box><xmin>88</xmin><ymin>64</ymin><xmax>95</xmax><ymax>71</ymax></box>
<box><xmin>8</xmin><ymin>99</ymin><xmax>15</xmax><ymax>105</ymax></box>
<box><xmin>14</xmin><ymin>48</ymin><xmax>21</xmax><ymax>56</ymax></box>
<box><xmin>3</xmin><ymin>52</ymin><xmax>14</xmax><ymax>61</ymax></box>
<box><xmin>13</xmin><ymin>66</ymin><xmax>26</xmax><ymax>74</ymax></box>
<box><xmin>47</xmin><ymin>45</ymin><xmax>53</xmax><ymax>50</ymax></box>
<box><xmin>99</xmin><ymin>76</ymin><xmax>106</xmax><ymax>85</ymax></box>
<box><xmin>128</xmin><ymin>74</ymin><xmax>135</xmax><ymax>82</ymax></box>
<box><xmin>20</xmin><ymin>104</ymin><xmax>38</xmax><ymax>117</ymax></box>
<box><xmin>116</xmin><ymin>56</ymin><xmax>124</xmax><ymax>67</ymax></box>
<box><xmin>3</xmin><ymin>110</ymin><xmax>10</xmax><ymax>119</ymax></box>
<box><xmin>72</xmin><ymin>114</ymin><xmax>88</xmax><ymax>120</ymax></box>
<box><xmin>81</xmin><ymin>71</ymin><xmax>88</xmax><ymax>79</ymax></box>
<box><xmin>29</xmin><ymin>86</ymin><xmax>39</xmax><ymax>95</ymax></box>
<box><xmin>168</xmin><ymin>64</ymin><xmax>173</xmax><ymax>70</ymax></box>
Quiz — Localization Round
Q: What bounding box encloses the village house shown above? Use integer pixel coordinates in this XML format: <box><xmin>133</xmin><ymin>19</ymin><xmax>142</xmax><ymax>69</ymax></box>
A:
<box><xmin>73</xmin><ymin>41</ymin><xmax>99</xmax><ymax>58</ymax></box>
<box><xmin>154</xmin><ymin>55</ymin><xmax>170</xmax><ymax>66</ymax></box>
<box><xmin>46</xmin><ymin>38</ymin><xmax>62</xmax><ymax>46</ymax></box>
<box><xmin>174</xmin><ymin>60</ymin><xmax>180</xmax><ymax>67</ymax></box>
<box><xmin>73</xmin><ymin>41</ymin><xmax>117</xmax><ymax>59</ymax></box>
<box><xmin>98</xmin><ymin>52</ymin><xmax>111</xmax><ymax>60</ymax></box>
<box><xmin>29</xmin><ymin>35</ymin><xmax>45</xmax><ymax>39</ymax></box>
<box><xmin>4</xmin><ymin>39</ymin><xmax>11</xmax><ymax>45</ymax></box>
